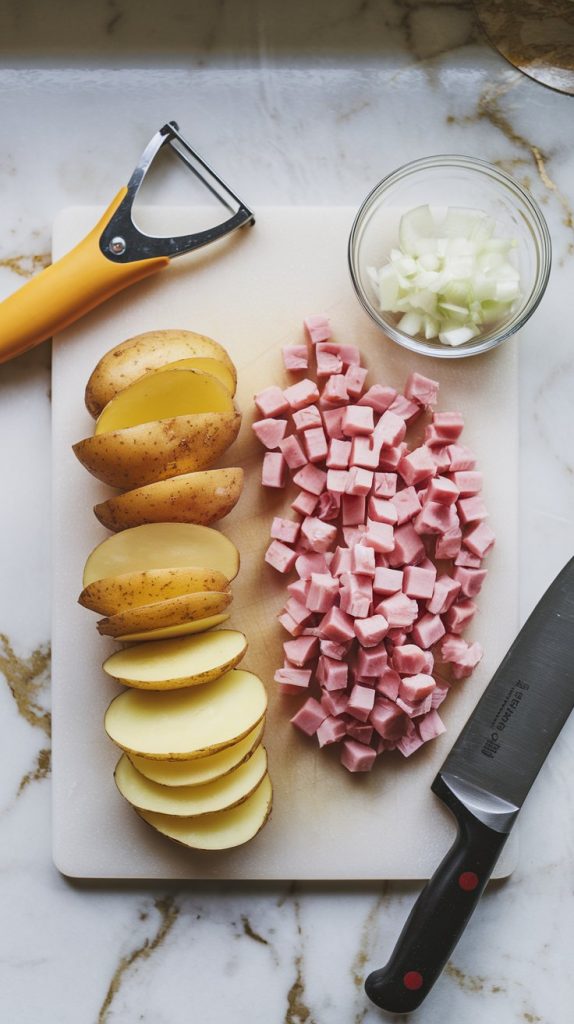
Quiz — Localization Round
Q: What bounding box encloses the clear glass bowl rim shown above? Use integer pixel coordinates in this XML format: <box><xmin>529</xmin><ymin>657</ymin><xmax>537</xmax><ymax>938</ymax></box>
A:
<box><xmin>348</xmin><ymin>153</ymin><xmax>552</xmax><ymax>359</ymax></box>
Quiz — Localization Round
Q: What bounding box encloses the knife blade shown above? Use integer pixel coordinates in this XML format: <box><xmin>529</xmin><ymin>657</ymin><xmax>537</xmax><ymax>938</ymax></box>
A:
<box><xmin>365</xmin><ymin>557</ymin><xmax>574</xmax><ymax>1013</ymax></box>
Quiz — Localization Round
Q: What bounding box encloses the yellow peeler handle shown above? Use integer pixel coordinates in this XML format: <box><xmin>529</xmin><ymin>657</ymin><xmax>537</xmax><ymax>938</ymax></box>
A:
<box><xmin>0</xmin><ymin>188</ymin><xmax>169</xmax><ymax>365</ymax></box>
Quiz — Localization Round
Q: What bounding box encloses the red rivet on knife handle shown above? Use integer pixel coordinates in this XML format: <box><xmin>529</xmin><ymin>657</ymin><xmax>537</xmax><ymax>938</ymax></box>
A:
<box><xmin>403</xmin><ymin>971</ymin><xmax>424</xmax><ymax>991</ymax></box>
<box><xmin>458</xmin><ymin>871</ymin><xmax>479</xmax><ymax>891</ymax></box>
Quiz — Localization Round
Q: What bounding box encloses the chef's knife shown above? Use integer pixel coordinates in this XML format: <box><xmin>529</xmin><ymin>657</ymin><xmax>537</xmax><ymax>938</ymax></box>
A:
<box><xmin>365</xmin><ymin>557</ymin><xmax>574</xmax><ymax>1013</ymax></box>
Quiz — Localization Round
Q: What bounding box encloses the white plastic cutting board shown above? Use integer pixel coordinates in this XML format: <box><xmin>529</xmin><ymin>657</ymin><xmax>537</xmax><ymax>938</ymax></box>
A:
<box><xmin>52</xmin><ymin>206</ymin><xmax>518</xmax><ymax>879</ymax></box>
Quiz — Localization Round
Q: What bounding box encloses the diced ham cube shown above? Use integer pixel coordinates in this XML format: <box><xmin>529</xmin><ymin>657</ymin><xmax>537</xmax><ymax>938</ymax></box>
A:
<box><xmin>431</xmin><ymin>682</ymin><xmax>450</xmax><ymax>709</ymax></box>
<box><xmin>443</xmin><ymin>599</ymin><xmax>477</xmax><ymax>634</ymax></box>
<box><xmin>300</xmin><ymin>517</ymin><xmax>337</xmax><ymax>553</ymax></box>
<box><xmin>292</xmin><ymin>405</ymin><xmax>322</xmax><ymax>432</ymax></box>
<box><xmin>262</xmin><ymin>452</ymin><xmax>287</xmax><ymax>488</ymax></box>
<box><xmin>446</xmin><ymin>443</ymin><xmax>477</xmax><ymax>471</ymax></box>
<box><xmin>320</xmin><ymin>639</ymin><xmax>351</xmax><ymax>660</ymax></box>
<box><xmin>418</xmin><ymin>709</ymin><xmax>447</xmax><ymax>742</ymax></box>
<box><xmin>316</xmin><ymin>491</ymin><xmax>341</xmax><ymax>521</ymax></box>
<box><xmin>388</xmin><ymin>393</ymin><xmax>423</xmax><ymax>424</ymax></box>
<box><xmin>363</xmin><ymin>520</ymin><xmax>395</xmax><ymax>554</ymax></box>
<box><xmin>399</xmin><ymin>673</ymin><xmax>436</xmax><ymax>703</ymax></box>
<box><xmin>428</xmin><ymin>446</ymin><xmax>452</xmax><ymax>473</ymax></box>
<box><xmin>374</xmin><ymin>410</ymin><xmax>406</xmax><ymax>448</ymax></box>
<box><xmin>271</xmin><ymin>517</ymin><xmax>300</xmax><ymax>545</ymax></box>
<box><xmin>277</xmin><ymin>611</ymin><xmax>304</xmax><ymax>636</ymax></box>
<box><xmin>283</xmin><ymin>636</ymin><xmax>318</xmax><ymax>666</ymax></box>
<box><xmin>291</xmin><ymin>490</ymin><xmax>318</xmax><ymax>517</ymax></box>
<box><xmin>304</xmin><ymin>314</ymin><xmax>331</xmax><ymax>344</ymax></box>
<box><xmin>346</xmin><ymin>721</ymin><xmax>374</xmax><ymax>744</ymax></box>
<box><xmin>373</xmin><ymin>567</ymin><xmax>403</xmax><ymax>595</ymax></box>
<box><xmin>391</xmin><ymin>486</ymin><xmax>421</xmax><ymax>525</ymax></box>
<box><xmin>340</xmin><ymin>587</ymin><xmax>371</xmax><ymax>618</ymax></box>
<box><xmin>295</xmin><ymin>552</ymin><xmax>331</xmax><ymax>578</ymax></box>
<box><xmin>370</xmin><ymin>698</ymin><xmax>407</xmax><ymax>740</ymax></box>
<box><xmin>320</xmin><ymin>606</ymin><xmax>356</xmax><ymax>642</ymax></box>
<box><xmin>345</xmin><ymin>364</ymin><xmax>368</xmax><ymax>399</ymax></box>
<box><xmin>284</xmin><ymin>597</ymin><xmax>313</xmax><ymax>626</ymax></box>
<box><xmin>373</xmin><ymin>472</ymin><xmax>397</xmax><ymax>498</ymax></box>
<box><xmin>464</xmin><ymin>522</ymin><xmax>496</xmax><ymax>558</ymax></box>
<box><xmin>283</xmin><ymin>345</ymin><xmax>308</xmax><ymax>372</ymax></box>
<box><xmin>327</xmin><ymin>438</ymin><xmax>352</xmax><ymax>469</ymax></box>
<box><xmin>426</xmin><ymin>574</ymin><xmax>461</xmax><ymax>614</ymax></box>
<box><xmin>392</xmin><ymin>644</ymin><xmax>431</xmax><ymax>675</ymax></box>
<box><xmin>340</xmin><ymin>738</ymin><xmax>377</xmax><ymax>772</ymax></box>
<box><xmin>322</xmin><ymin>407</ymin><xmax>345</xmax><ymax>439</ymax></box>
<box><xmin>326</xmin><ymin>469</ymin><xmax>349</xmax><ymax>494</ymax></box>
<box><xmin>254</xmin><ymin>385</ymin><xmax>289</xmax><ymax>418</ymax></box>
<box><xmin>347</xmin><ymin>684</ymin><xmax>376</xmax><ymax>722</ymax></box>
<box><xmin>303</xmin><ymin>426</ymin><xmax>328</xmax><ymax>463</ymax></box>
<box><xmin>415</xmin><ymin>502</ymin><xmax>459</xmax><ymax>536</ymax></box>
<box><xmin>331</xmin><ymin>547</ymin><xmax>353</xmax><ymax>576</ymax></box>
<box><xmin>453</xmin><ymin>566</ymin><xmax>488</xmax><ymax>598</ymax></box>
<box><xmin>317</xmin><ymin>715</ymin><xmax>347</xmax><ymax>747</ymax></box>
<box><xmin>454</xmin><ymin>549</ymin><xmax>482</xmax><ymax>568</ymax></box>
<box><xmin>343</xmin><ymin>526</ymin><xmax>367</xmax><ymax>548</ymax></box>
<box><xmin>293</xmin><ymin>463</ymin><xmax>327</xmax><ymax>495</ymax></box>
<box><xmin>308</xmin><ymin>573</ymin><xmax>339</xmax><ymax>612</ymax></box>
<box><xmin>411</xmin><ymin>613</ymin><xmax>446</xmax><ymax>650</ymax></box>
<box><xmin>458</xmin><ymin>496</ymin><xmax>488</xmax><ymax>525</ymax></box>
<box><xmin>434</xmin><ymin>526</ymin><xmax>462</xmax><ymax>559</ymax></box>
<box><xmin>342</xmin><ymin>404</ymin><xmax>374</xmax><ymax>437</ymax></box>
<box><xmin>396</xmin><ymin>693</ymin><xmax>433</xmax><ymax>718</ymax></box>
<box><xmin>356</xmin><ymin>645</ymin><xmax>387</xmax><ymax>678</ymax></box>
<box><xmin>404</xmin><ymin>371</ymin><xmax>439</xmax><ymax>407</ymax></box>
<box><xmin>287</xmin><ymin>578</ymin><xmax>309</xmax><ymax>602</ymax></box>
<box><xmin>346</xmin><ymin>467</ymin><xmax>374</xmax><ymax>496</ymax></box>
<box><xmin>355</xmin><ymin>614</ymin><xmax>389</xmax><ymax>647</ymax></box>
<box><xmin>252</xmin><ymin>417</ymin><xmax>288</xmax><ymax>449</ymax></box>
<box><xmin>358</xmin><ymin>384</ymin><xmax>397</xmax><ymax>412</ymax></box>
<box><xmin>388</xmin><ymin>523</ymin><xmax>425</xmax><ymax>567</ymax></box>
<box><xmin>450</xmin><ymin>470</ymin><xmax>483</xmax><ymax>496</ymax></box>
<box><xmin>320</xmin><ymin>657</ymin><xmax>348</xmax><ymax>691</ymax></box>
<box><xmin>351</xmin><ymin>544</ymin><xmax>376</xmax><ymax>576</ymax></box>
<box><xmin>279</xmin><ymin>434</ymin><xmax>307</xmax><ymax>469</ymax></box>
<box><xmin>321</xmin><ymin>690</ymin><xmax>349</xmax><ymax>716</ymax></box>
<box><xmin>368</xmin><ymin>497</ymin><xmax>398</xmax><ymax>525</ymax></box>
<box><xmin>290</xmin><ymin>697</ymin><xmax>327</xmax><ymax>736</ymax></box>
<box><xmin>426</xmin><ymin>475</ymin><xmax>459</xmax><ymax>506</ymax></box>
<box><xmin>379</xmin><ymin>443</ymin><xmax>407</xmax><ymax>473</ymax></box>
<box><xmin>342</xmin><ymin>494</ymin><xmax>366</xmax><ymax>526</ymax></box>
<box><xmin>399</xmin><ymin>446</ymin><xmax>436</xmax><ymax>487</ymax></box>
<box><xmin>451</xmin><ymin>641</ymin><xmax>483</xmax><ymax>680</ymax></box>
<box><xmin>350</xmin><ymin>436</ymin><xmax>380</xmax><ymax>469</ymax></box>
<box><xmin>322</xmin><ymin>374</ymin><xmax>349</xmax><ymax>405</ymax></box>
<box><xmin>432</xmin><ymin>411</ymin><xmax>464</xmax><ymax>441</ymax></box>
<box><xmin>274</xmin><ymin>666</ymin><xmax>312</xmax><ymax>695</ymax></box>
<box><xmin>316</xmin><ymin>344</ymin><xmax>343</xmax><ymax>376</ymax></box>
<box><xmin>441</xmin><ymin>633</ymin><xmax>471</xmax><ymax>662</ymax></box>
<box><xmin>396</xmin><ymin>729</ymin><xmax>426</xmax><ymax>757</ymax></box>
<box><xmin>284</xmin><ymin>378</ymin><xmax>320</xmax><ymax>411</ymax></box>
<box><xmin>403</xmin><ymin>564</ymin><xmax>437</xmax><ymax>599</ymax></box>
<box><xmin>375</xmin><ymin>667</ymin><xmax>401</xmax><ymax>700</ymax></box>
<box><xmin>265</xmin><ymin>539</ymin><xmax>297</xmax><ymax>573</ymax></box>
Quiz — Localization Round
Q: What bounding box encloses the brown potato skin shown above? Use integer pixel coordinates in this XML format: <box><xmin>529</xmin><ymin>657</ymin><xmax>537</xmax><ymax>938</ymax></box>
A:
<box><xmin>85</xmin><ymin>330</ymin><xmax>237</xmax><ymax>418</ymax></box>
<box><xmin>93</xmin><ymin>468</ymin><xmax>244</xmax><ymax>532</ymax></box>
<box><xmin>78</xmin><ymin>567</ymin><xmax>230</xmax><ymax>615</ymax></box>
<box><xmin>73</xmin><ymin>411</ymin><xmax>241</xmax><ymax>490</ymax></box>
<box><xmin>97</xmin><ymin>590</ymin><xmax>232</xmax><ymax>638</ymax></box>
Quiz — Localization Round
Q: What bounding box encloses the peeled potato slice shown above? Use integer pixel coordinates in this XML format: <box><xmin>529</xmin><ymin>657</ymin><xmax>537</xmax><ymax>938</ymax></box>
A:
<box><xmin>129</xmin><ymin>723</ymin><xmax>264</xmax><ymax>787</ymax></box>
<box><xmin>105</xmin><ymin>668</ymin><xmax>267</xmax><ymax>759</ymax></box>
<box><xmin>93</xmin><ymin>468</ymin><xmax>244</xmax><ymax>532</ymax></box>
<box><xmin>84</xmin><ymin>330</ymin><xmax>237</xmax><ymax>418</ymax></box>
<box><xmin>115</xmin><ymin>745</ymin><xmax>267</xmax><ymax>816</ymax></box>
<box><xmin>103</xmin><ymin>629</ymin><xmax>247</xmax><ymax>689</ymax></box>
<box><xmin>79</xmin><ymin>566</ymin><xmax>229</xmax><ymax>615</ymax></box>
<box><xmin>73</xmin><ymin>411</ymin><xmax>241</xmax><ymax>490</ymax></box>
<box><xmin>83</xmin><ymin>523</ymin><xmax>239</xmax><ymax>587</ymax></box>
<box><xmin>118</xmin><ymin>612</ymin><xmax>230</xmax><ymax>643</ymax></box>
<box><xmin>97</xmin><ymin>590</ymin><xmax>232</xmax><ymax>638</ymax></box>
<box><xmin>138</xmin><ymin>774</ymin><xmax>272</xmax><ymax>850</ymax></box>
<box><xmin>95</xmin><ymin>368</ymin><xmax>234</xmax><ymax>436</ymax></box>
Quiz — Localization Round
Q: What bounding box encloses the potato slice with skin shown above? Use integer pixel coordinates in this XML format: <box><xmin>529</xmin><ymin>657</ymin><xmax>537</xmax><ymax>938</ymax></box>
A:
<box><xmin>73</xmin><ymin>410</ymin><xmax>241</xmax><ymax>490</ymax></box>
<box><xmin>119</xmin><ymin>612</ymin><xmax>230</xmax><ymax>643</ymax></box>
<box><xmin>95</xmin><ymin>369</ymin><xmax>234</xmax><ymax>436</ymax></box>
<box><xmin>138</xmin><ymin>774</ymin><xmax>272</xmax><ymax>850</ymax></box>
<box><xmin>79</xmin><ymin>566</ymin><xmax>229</xmax><ymax>616</ymax></box>
<box><xmin>83</xmin><ymin>523</ymin><xmax>239</xmax><ymax>587</ymax></box>
<box><xmin>85</xmin><ymin>330</ymin><xmax>237</xmax><ymax>418</ymax></box>
<box><xmin>103</xmin><ymin>629</ymin><xmax>247</xmax><ymax>689</ymax></box>
<box><xmin>129</xmin><ymin>723</ymin><xmax>264</xmax><ymax>787</ymax></box>
<box><xmin>160</xmin><ymin>357</ymin><xmax>235</xmax><ymax>395</ymax></box>
<box><xmin>97</xmin><ymin>590</ymin><xmax>232</xmax><ymax>638</ymax></box>
<box><xmin>94</xmin><ymin>468</ymin><xmax>244</xmax><ymax>533</ymax></box>
<box><xmin>105</xmin><ymin>668</ymin><xmax>267</xmax><ymax>759</ymax></box>
<box><xmin>115</xmin><ymin>745</ymin><xmax>267</xmax><ymax>816</ymax></box>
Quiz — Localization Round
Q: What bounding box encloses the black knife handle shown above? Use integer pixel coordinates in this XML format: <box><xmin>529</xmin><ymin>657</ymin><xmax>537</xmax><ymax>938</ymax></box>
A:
<box><xmin>365</xmin><ymin>776</ymin><xmax>510</xmax><ymax>1014</ymax></box>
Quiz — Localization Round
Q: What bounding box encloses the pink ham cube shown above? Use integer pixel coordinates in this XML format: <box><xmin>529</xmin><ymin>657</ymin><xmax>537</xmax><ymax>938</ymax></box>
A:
<box><xmin>351</xmin><ymin>544</ymin><xmax>376</xmax><ymax>576</ymax></box>
<box><xmin>376</xmin><ymin>591</ymin><xmax>418</xmax><ymax>628</ymax></box>
<box><xmin>303</xmin><ymin>426</ymin><xmax>328</xmax><ymax>463</ymax></box>
<box><xmin>379</xmin><ymin>443</ymin><xmax>407</xmax><ymax>473</ymax></box>
<box><xmin>363</xmin><ymin>521</ymin><xmax>395</xmax><ymax>554</ymax></box>
<box><xmin>373</xmin><ymin>472</ymin><xmax>398</xmax><ymax>498</ymax></box>
<box><xmin>453</xmin><ymin>566</ymin><xmax>488</xmax><ymax>598</ymax></box>
<box><xmin>370</xmin><ymin>698</ymin><xmax>407</xmax><ymax>740</ymax></box>
<box><xmin>347</xmin><ymin>684</ymin><xmax>376</xmax><ymax>722</ymax></box>
<box><xmin>373</xmin><ymin>567</ymin><xmax>403</xmax><ymax>595</ymax></box>
<box><xmin>265</xmin><ymin>539</ymin><xmax>297</xmax><ymax>573</ymax></box>
<box><xmin>358</xmin><ymin>384</ymin><xmax>397</xmax><ymax>412</ymax></box>
<box><xmin>426</xmin><ymin>575</ymin><xmax>461</xmax><ymax>615</ymax></box>
<box><xmin>457</xmin><ymin>496</ymin><xmax>488</xmax><ymax>525</ymax></box>
<box><xmin>307</xmin><ymin>573</ymin><xmax>339</xmax><ymax>612</ymax></box>
<box><xmin>317</xmin><ymin>716</ymin><xmax>347</xmax><ymax>748</ymax></box>
<box><xmin>396</xmin><ymin>693</ymin><xmax>433</xmax><ymax>718</ymax></box>
<box><xmin>399</xmin><ymin>673</ymin><xmax>436</xmax><ymax>702</ymax></box>
<box><xmin>254</xmin><ymin>385</ymin><xmax>289</xmax><ymax>418</ymax></box>
<box><xmin>396</xmin><ymin>729</ymin><xmax>426</xmax><ymax>757</ymax></box>
<box><xmin>391</xmin><ymin>486</ymin><xmax>421</xmax><ymax>525</ymax></box>
<box><xmin>283</xmin><ymin>636</ymin><xmax>319</xmax><ymax>666</ymax></box>
<box><xmin>355</xmin><ymin>614</ymin><xmax>389</xmax><ymax>647</ymax></box>
<box><xmin>435</xmin><ymin>526</ymin><xmax>462</xmax><ymax>559</ymax></box>
<box><xmin>284</xmin><ymin>378</ymin><xmax>320</xmax><ymax>411</ymax></box>
<box><xmin>321</xmin><ymin>690</ymin><xmax>349</xmax><ymax>716</ymax></box>
<box><xmin>388</xmin><ymin>523</ymin><xmax>425</xmax><ymax>567</ymax></box>
<box><xmin>411</xmin><ymin>613</ymin><xmax>446</xmax><ymax>650</ymax></box>
<box><xmin>356</xmin><ymin>645</ymin><xmax>387</xmax><ymax>678</ymax></box>
<box><xmin>293</xmin><ymin>463</ymin><xmax>327</xmax><ymax>495</ymax></box>
<box><xmin>446</xmin><ymin>444</ymin><xmax>477</xmax><ymax>472</ymax></box>
<box><xmin>342</xmin><ymin>405</ymin><xmax>374</xmax><ymax>437</ymax></box>
<box><xmin>464</xmin><ymin>522</ymin><xmax>496</xmax><ymax>558</ymax></box>
<box><xmin>346</xmin><ymin>722</ymin><xmax>374</xmax><ymax>745</ymax></box>
<box><xmin>368</xmin><ymin>497</ymin><xmax>398</xmax><ymax>525</ymax></box>
<box><xmin>320</xmin><ymin>638</ymin><xmax>351</xmax><ymax>660</ymax></box>
<box><xmin>340</xmin><ymin>738</ymin><xmax>377</xmax><ymax>773</ymax></box>
<box><xmin>295</xmin><ymin>552</ymin><xmax>331</xmax><ymax>578</ymax></box>
<box><xmin>322</xmin><ymin>407</ymin><xmax>345</xmax><ymax>439</ymax></box>
<box><xmin>277</xmin><ymin>611</ymin><xmax>304</xmax><ymax>636</ymax></box>
<box><xmin>320</xmin><ymin>657</ymin><xmax>348</xmax><ymax>691</ymax></box>
<box><xmin>279</xmin><ymin>434</ymin><xmax>307</xmax><ymax>469</ymax></box>
<box><xmin>415</xmin><ymin>501</ymin><xmax>459</xmax><ymax>536</ymax></box>
<box><xmin>426</xmin><ymin>475</ymin><xmax>459</xmax><ymax>506</ymax></box>
<box><xmin>320</xmin><ymin>606</ymin><xmax>356</xmax><ymax>642</ymax></box>
<box><xmin>283</xmin><ymin>345</ymin><xmax>308</xmax><ymax>371</ymax></box>
<box><xmin>404</xmin><ymin>371</ymin><xmax>439</xmax><ymax>407</ymax></box>
<box><xmin>403</xmin><ymin>565</ymin><xmax>437</xmax><ymax>599</ymax></box>
<box><xmin>315</xmin><ymin>345</ymin><xmax>343</xmax><ymax>377</ymax></box>
<box><xmin>345</xmin><ymin>364</ymin><xmax>368</xmax><ymax>398</ymax></box>
<box><xmin>331</xmin><ymin>547</ymin><xmax>353</xmax><ymax>576</ymax></box>
<box><xmin>291</xmin><ymin>490</ymin><xmax>318</xmax><ymax>517</ymax></box>
<box><xmin>428</xmin><ymin>446</ymin><xmax>451</xmax><ymax>473</ymax></box>
<box><xmin>455</xmin><ymin>549</ymin><xmax>482</xmax><ymax>568</ymax></box>
<box><xmin>287</xmin><ymin>578</ymin><xmax>309</xmax><ymax>601</ymax></box>
<box><xmin>252</xmin><ymin>417</ymin><xmax>288</xmax><ymax>449</ymax></box>
<box><xmin>451</xmin><ymin>641</ymin><xmax>483</xmax><ymax>680</ymax></box>
<box><xmin>388</xmin><ymin>394</ymin><xmax>421</xmax><ymax>424</ymax></box>
<box><xmin>271</xmin><ymin>517</ymin><xmax>300</xmax><ymax>545</ymax></box>
<box><xmin>345</xmin><ymin>467</ymin><xmax>373</xmax><ymax>496</ymax></box>
<box><xmin>374</xmin><ymin>410</ymin><xmax>406</xmax><ymax>448</ymax></box>
<box><xmin>274</xmin><ymin>666</ymin><xmax>312</xmax><ymax>695</ymax></box>
<box><xmin>304</xmin><ymin>314</ymin><xmax>331</xmax><ymax>344</ymax></box>
<box><xmin>292</xmin><ymin>404</ymin><xmax>322</xmax><ymax>432</ymax></box>
<box><xmin>399</xmin><ymin>446</ymin><xmax>436</xmax><ymax>487</ymax></box>
<box><xmin>350</xmin><ymin>436</ymin><xmax>380</xmax><ymax>470</ymax></box>
<box><xmin>450</xmin><ymin>470</ymin><xmax>483</xmax><ymax>496</ymax></box>
<box><xmin>327</xmin><ymin>439</ymin><xmax>352</xmax><ymax>469</ymax></box>
<box><xmin>262</xmin><ymin>452</ymin><xmax>287</xmax><ymax>488</ymax></box>
<box><xmin>316</xmin><ymin>491</ymin><xmax>341</xmax><ymax>521</ymax></box>
<box><xmin>342</xmin><ymin>494</ymin><xmax>366</xmax><ymax>526</ymax></box>
<box><xmin>375</xmin><ymin>668</ymin><xmax>401</xmax><ymax>700</ymax></box>
<box><xmin>322</xmin><ymin>374</ymin><xmax>349</xmax><ymax>405</ymax></box>
<box><xmin>418</xmin><ymin>709</ymin><xmax>446</xmax><ymax>742</ymax></box>
<box><xmin>432</xmin><ymin>411</ymin><xmax>464</xmax><ymax>441</ymax></box>
<box><xmin>284</xmin><ymin>597</ymin><xmax>313</xmax><ymax>626</ymax></box>
<box><xmin>340</xmin><ymin>587</ymin><xmax>371</xmax><ymax>618</ymax></box>
<box><xmin>443</xmin><ymin>599</ymin><xmax>477</xmax><ymax>634</ymax></box>
<box><xmin>326</xmin><ymin>469</ymin><xmax>349</xmax><ymax>494</ymax></box>
<box><xmin>392</xmin><ymin>644</ymin><xmax>433</xmax><ymax>675</ymax></box>
<box><xmin>290</xmin><ymin>697</ymin><xmax>327</xmax><ymax>736</ymax></box>
<box><xmin>300</xmin><ymin>517</ymin><xmax>337</xmax><ymax>553</ymax></box>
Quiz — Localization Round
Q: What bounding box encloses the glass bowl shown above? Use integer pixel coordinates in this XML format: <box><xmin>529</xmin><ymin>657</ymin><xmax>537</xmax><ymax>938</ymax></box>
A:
<box><xmin>348</xmin><ymin>155</ymin><xmax>552</xmax><ymax>359</ymax></box>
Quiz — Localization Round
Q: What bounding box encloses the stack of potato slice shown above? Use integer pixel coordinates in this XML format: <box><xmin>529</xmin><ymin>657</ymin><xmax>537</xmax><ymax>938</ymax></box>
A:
<box><xmin>73</xmin><ymin>330</ymin><xmax>272</xmax><ymax>850</ymax></box>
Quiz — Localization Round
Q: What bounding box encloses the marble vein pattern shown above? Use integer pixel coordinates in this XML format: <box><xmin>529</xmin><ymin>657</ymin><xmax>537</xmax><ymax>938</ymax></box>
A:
<box><xmin>0</xmin><ymin>1</ymin><xmax>573</xmax><ymax>1021</ymax></box>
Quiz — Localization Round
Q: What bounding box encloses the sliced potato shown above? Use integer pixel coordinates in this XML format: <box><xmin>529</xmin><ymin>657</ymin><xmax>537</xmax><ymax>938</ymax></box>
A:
<box><xmin>97</xmin><ymin>590</ymin><xmax>232</xmax><ymax>638</ymax></box>
<box><xmin>104</xmin><ymin>668</ymin><xmax>267</xmax><ymax>759</ymax></box>
<box><xmin>83</xmin><ymin>523</ymin><xmax>239</xmax><ymax>587</ymax></box>
<box><xmin>85</xmin><ymin>330</ymin><xmax>237</xmax><ymax>418</ymax></box>
<box><xmin>95</xmin><ymin>368</ymin><xmax>234</xmax><ymax>436</ymax></box>
<box><xmin>103</xmin><ymin>629</ymin><xmax>247</xmax><ymax>689</ymax></box>
<box><xmin>73</xmin><ymin>410</ymin><xmax>241</xmax><ymax>490</ymax></box>
<box><xmin>115</xmin><ymin>745</ymin><xmax>267</xmax><ymax>816</ymax></box>
<box><xmin>138</xmin><ymin>773</ymin><xmax>272</xmax><ymax>850</ymax></box>
<box><xmin>79</xmin><ymin>566</ymin><xmax>229</xmax><ymax>615</ymax></box>
<box><xmin>94</xmin><ymin>468</ymin><xmax>244</xmax><ymax>532</ymax></box>
<box><xmin>129</xmin><ymin>723</ymin><xmax>264</xmax><ymax>787</ymax></box>
<box><xmin>161</xmin><ymin>357</ymin><xmax>235</xmax><ymax>395</ymax></box>
<box><xmin>118</xmin><ymin>612</ymin><xmax>230</xmax><ymax>643</ymax></box>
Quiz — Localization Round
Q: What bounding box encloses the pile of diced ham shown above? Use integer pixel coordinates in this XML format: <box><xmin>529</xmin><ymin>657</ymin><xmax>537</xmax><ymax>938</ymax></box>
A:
<box><xmin>253</xmin><ymin>315</ymin><xmax>495</xmax><ymax>773</ymax></box>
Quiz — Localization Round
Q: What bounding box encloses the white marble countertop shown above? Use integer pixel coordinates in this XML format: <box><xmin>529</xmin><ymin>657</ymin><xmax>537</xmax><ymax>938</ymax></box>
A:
<box><xmin>1</xmin><ymin>2</ymin><xmax>573</xmax><ymax>1022</ymax></box>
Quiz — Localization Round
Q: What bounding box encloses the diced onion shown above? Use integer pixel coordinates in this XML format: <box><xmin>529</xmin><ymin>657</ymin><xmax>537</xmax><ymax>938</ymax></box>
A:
<box><xmin>368</xmin><ymin>205</ymin><xmax>521</xmax><ymax>347</ymax></box>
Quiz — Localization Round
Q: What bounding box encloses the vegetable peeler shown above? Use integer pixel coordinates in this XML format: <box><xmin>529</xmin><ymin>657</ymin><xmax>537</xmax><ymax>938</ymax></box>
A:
<box><xmin>0</xmin><ymin>121</ymin><xmax>255</xmax><ymax>365</ymax></box>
